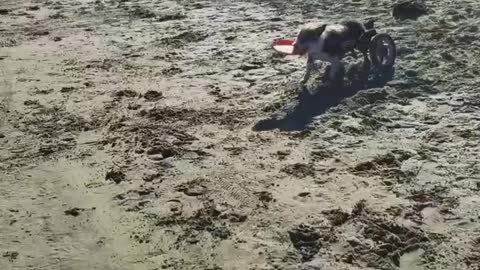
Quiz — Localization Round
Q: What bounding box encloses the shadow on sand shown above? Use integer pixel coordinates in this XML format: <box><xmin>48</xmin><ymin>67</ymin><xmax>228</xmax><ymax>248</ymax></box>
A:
<box><xmin>253</xmin><ymin>67</ymin><xmax>395</xmax><ymax>132</ymax></box>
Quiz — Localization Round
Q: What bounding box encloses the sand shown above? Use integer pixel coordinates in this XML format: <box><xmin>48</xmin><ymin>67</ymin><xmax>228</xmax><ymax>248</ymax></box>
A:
<box><xmin>1</xmin><ymin>0</ymin><xmax>480</xmax><ymax>269</ymax></box>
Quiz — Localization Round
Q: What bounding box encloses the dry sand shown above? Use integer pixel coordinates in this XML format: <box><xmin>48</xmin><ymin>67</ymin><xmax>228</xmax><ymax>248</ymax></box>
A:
<box><xmin>1</xmin><ymin>0</ymin><xmax>480</xmax><ymax>269</ymax></box>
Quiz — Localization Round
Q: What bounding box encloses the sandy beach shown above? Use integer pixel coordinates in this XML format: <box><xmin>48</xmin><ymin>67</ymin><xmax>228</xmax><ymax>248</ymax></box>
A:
<box><xmin>1</xmin><ymin>0</ymin><xmax>480</xmax><ymax>269</ymax></box>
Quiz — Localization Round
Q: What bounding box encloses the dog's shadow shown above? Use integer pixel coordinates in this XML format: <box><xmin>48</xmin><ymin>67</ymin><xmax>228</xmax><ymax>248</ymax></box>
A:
<box><xmin>253</xmin><ymin>67</ymin><xmax>395</xmax><ymax>132</ymax></box>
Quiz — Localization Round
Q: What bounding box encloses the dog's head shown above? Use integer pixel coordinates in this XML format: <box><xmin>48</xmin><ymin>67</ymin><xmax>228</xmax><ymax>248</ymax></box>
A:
<box><xmin>292</xmin><ymin>23</ymin><xmax>327</xmax><ymax>55</ymax></box>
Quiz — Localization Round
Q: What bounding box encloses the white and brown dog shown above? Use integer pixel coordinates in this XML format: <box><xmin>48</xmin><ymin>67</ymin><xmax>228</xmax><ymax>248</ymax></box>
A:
<box><xmin>292</xmin><ymin>20</ymin><xmax>373</xmax><ymax>84</ymax></box>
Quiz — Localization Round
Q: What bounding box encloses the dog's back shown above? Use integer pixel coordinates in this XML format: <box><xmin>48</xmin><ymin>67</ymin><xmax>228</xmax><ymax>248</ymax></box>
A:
<box><xmin>321</xmin><ymin>20</ymin><xmax>365</xmax><ymax>57</ymax></box>
<box><xmin>339</xmin><ymin>20</ymin><xmax>366</xmax><ymax>41</ymax></box>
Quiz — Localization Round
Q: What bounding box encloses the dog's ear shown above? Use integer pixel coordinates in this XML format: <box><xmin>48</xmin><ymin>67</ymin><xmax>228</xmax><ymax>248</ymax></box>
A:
<box><xmin>298</xmin><ymin>23</ymin><xmax>327</xmax><ymax>42</ymax></box>
<box><xmin>313</xmin><ymin>24</ymin><xmax>327</xmax><ymax>37</ymax></box>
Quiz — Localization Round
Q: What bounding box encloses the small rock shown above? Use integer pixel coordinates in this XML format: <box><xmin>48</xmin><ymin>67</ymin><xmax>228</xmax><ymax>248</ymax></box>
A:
<box><xmin>64</xmin><ymin>208</ymin><xmax>82</xmax><ymax>216</ymax></box>
<box><xmin>146</xmin><ymin>146</ymin><xmax>176</xmax><ymax>160</ymax></box>
<box><xmin>32</xmin><ymin>30</ymin><xmax>50</xmax><ymax>36</ymax></box>
<box><xmin>114</xmin><ymin>89</ymin><xmax>137</xmax><ymax>98</ymax></box>
<box><xmin>239</xmin><ymin>62</ymin><xmax>264</xmax><ymax>71</ymax></box>
<box><xmin>2</xmin><ymin>251</ymin><xmax>19</xmax><ymax>261</ymax></box>
<box><xmin>0</xmin><ymin>9</ymin><xmax>9</xmax><ymax>15</ymax></box>
<box><xmin>26</xmin><ymin>6</ymin><xmax>40</xmax><ymax>11</ymax></box>
<box><xmin>60</xmin><ymin>86</ymin><xmax>76</xmax><ymax>93</ymax></box>
<box><xmin>255</xmin><ymin>191</ymin><xmax>273</xmax><ymax>202</ymax></box>
<box><xmin>0</xmin><ymin>133</ymin><xmax>5</xmax><ymax>139</ymax></box>
<box><xmin>392</xmin><ymin>0</ymin><xmax>428</xmax><ymax>20</ymax></box>
<box><xmin>105</xmin><ymin>170</ymin><xmax>126</xmax><ymax>184</ymax></box>
<box><xmin>298</xmin><ymin>192</ymin><xmax>311</xmax><ymax>197</ymax></box>
<box><xmin>24</xmin><ymin>100</ymin><xmax>39</xmax><ymax>106</ymax></box>
<box><xmin>53</xmin><ymin>36</ymin><xmax>62</xmax><ymax>42</ymax></box>
<box><xmin>276</xmin><ymin>150</ymin><xmax>291</xmax><ymax>160</ymax></box>
<box><xmin>143</xmin><ymin>90</ymin><xmax>163</xmax><ymax>102</ymax></box>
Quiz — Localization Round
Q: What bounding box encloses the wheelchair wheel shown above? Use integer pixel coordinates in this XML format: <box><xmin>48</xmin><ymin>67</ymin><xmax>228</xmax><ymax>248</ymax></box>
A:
<box><xmin>369</xmin><ymin>33</ymin><xmax>396</xmax><ymax>70</ymax></box>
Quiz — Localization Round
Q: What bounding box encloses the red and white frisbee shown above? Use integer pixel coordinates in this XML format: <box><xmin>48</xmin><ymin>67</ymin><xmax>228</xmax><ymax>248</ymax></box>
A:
<box><xmin>272</xmin><ymin>39</ymin><xmax>300</xmax><ymax>55</ymax></box>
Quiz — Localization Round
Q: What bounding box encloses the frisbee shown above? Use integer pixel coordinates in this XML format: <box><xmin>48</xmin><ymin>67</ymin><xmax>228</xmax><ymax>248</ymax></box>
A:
<box><xmin>272</xmin><ymin>39</ymin><xmax>300</xmax><ymax>55</ymax></box>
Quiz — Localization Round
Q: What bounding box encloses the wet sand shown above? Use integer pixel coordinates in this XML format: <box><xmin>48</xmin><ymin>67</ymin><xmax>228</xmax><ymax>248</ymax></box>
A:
<box><xmin>1</xmin><ymin>0</ymin><xmax>480</xmax><ymax>269</ymax></box>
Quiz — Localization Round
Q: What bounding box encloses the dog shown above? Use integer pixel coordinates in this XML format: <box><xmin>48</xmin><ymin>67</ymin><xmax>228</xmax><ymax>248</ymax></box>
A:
<box><xmin>292</xmin><ymin>19</ymin><xmax>374</xmax><ymax>84</ymax></box>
